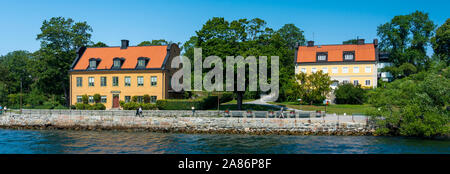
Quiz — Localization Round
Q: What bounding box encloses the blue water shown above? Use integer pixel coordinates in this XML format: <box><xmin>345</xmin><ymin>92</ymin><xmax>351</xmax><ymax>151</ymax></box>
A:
<box><xmin>0</xmin><ymin>129</ymin><xmax>448</xmax><ymax>154</ymax></box>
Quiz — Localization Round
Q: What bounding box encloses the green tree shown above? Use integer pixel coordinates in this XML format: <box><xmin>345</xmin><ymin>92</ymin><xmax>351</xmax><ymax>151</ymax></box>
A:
<box><xmin>35</xmin><ymin>17</ymin><xmax>93</xmax><ymax>106</ymax></box>
<box><xmin>93</xmin><ymin>94</ymin><xmax>101</xmax><ymax>104</ymax></box>
<box><xmin>431</xmin><ymin>18</ymin><xmax>450</xmax><ymax>65</ymax></box>
<box><xmin>276</xmin><ymin>24</ymin><xmax>306</xmax><ymax>49</ymax></box>
<box><xmin>143</xmin><ymin>94</ymin><xmax>151</xmax><ymax>103</ymax></box>
<box><xmin>334</xmin><ymin>83</ymin><xmax>366</xmax><ymax>104</ymax></box>
<box><xmin>367</xmin><ymin>69</ymin><xmax>450</xmax><ymax>137</ymax></box>
<box><xmin>377</xmin><ymin>11</ymin><xmax>436</xmax><ymax>71</ymax></box>
<box><xmin>138</xmin><ymin>39</ymin><xmax>174</xmax><ymax>46</ymax></box>
<box><xmin>90</xmin><ymin>41</ymin><xmax>108</xmax><ymax>47</ymax></box>
<box><xmin>81</xmin><ymin>94</ymin><xmax>89</xmax><ymax>104</ymax></box>
<box><xmin>0</xmin><ymin>51</ymin><xmax>34</xmax><ymax>94</ymax></box>
<box><xmin>293</xmin><ymin>71</ymin><xmax>332</xmax><ymax>104</ymax></box>
<box><xmin>183</xmin><ymin>17</ymin><xmax>303</xmax><ymax>109</ymax></box>
<box><xmin>342</xmin><ymin>39</ymin><xmax>358</xmax><ymax>45</ymax></box>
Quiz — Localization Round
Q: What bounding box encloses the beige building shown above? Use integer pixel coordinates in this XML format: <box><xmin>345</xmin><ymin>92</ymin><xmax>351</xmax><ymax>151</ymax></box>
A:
<box><xmin>69</xmin><ymin>40</ymin><xmax>181</xmax><ymax>109</ymax></box>
<box><xmin>294</xmin><ymin>39</ymin><xmax>379</xmax><ymax>90</ymax></box>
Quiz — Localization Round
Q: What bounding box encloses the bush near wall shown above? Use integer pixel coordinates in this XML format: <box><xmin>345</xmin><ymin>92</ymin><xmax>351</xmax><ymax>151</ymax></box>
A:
<box><xmin>156</xmin><ymin>96</ymin><xmax>218</xmax><ymax>110</ymax></box>
<box><xmin>122</xmin><ymin>102</ymin><xmax>158</xmax><ymax>110</ymax></box>
<box><xmin>74</xmin><ymin>103</ymin><xmax>106</xmax><ymax>110</ymax></box>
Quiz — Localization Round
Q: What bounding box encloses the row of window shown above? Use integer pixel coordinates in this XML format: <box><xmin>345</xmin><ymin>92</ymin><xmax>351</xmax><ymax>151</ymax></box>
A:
<box><xmin>316</xmin><ymin>51</ymin><xmax>355</xmax><ymax>62</ymax></box>
<box><xmin>76</xmin><ymin>76</ymin><xmax>158</xmax><ymax>87</ymax></box>
<box><xmin>300</xmin><ymin>66</ymin><xmax>372</xmax><ymax>74</ymax></box>
<box><xmin>76</xmin><ymin>96</ymin><xmax>108</xmax><ymax>103</ymax></box>
<box><xmin>331</xmin><ymin>80</ymin><xmax>371</xmax><ymax>86</ymax></box>
<box><xmin>89</xmin><ymin>57</ymin><xmax>149</xmax><ymax>69</ymax></box>
<box><xmin>123</xmin><ymin>96</ymin><xmax>157</xmax><ymax>103</ymax></box>
<box><xmin>76</xmin><ymin>95</ymin><xmax>158</xmax><ymax>103</ymax></box>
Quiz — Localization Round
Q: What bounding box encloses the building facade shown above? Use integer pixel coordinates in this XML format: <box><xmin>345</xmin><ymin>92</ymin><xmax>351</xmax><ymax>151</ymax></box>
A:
<box><xmin>69</xmin><ymin>40</ymin><xmax>181</xmax><ymax>109</ymax></box>
<box><xmin>294</xmin><ymin>39</ymin><xmax>379</xmax><ymax>90</ymax></box>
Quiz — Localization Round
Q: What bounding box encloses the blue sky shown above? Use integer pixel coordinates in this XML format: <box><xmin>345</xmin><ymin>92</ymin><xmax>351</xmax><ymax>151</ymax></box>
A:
<box><xmin>0</xmin><ymin>0</ymin><xmax>448</xmax><ymax>56</ymax></box>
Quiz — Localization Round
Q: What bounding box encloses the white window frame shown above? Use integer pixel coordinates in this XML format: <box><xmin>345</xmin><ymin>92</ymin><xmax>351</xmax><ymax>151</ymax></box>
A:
<box><xmin>322</xmin><ymin>67</ymin><xmax>328</xmax><ymax>74</ymax></box>
<box><xmin>76</xmin><ymin>96</ymin><xmax>82</xmax><ymax>103</ymax></box>
<box><xmin>365</xmin><ymin>80</ymin><xmax>371</xmax><ymax>86</ymax></box>
<box><xmin>125</xmin><ymin>76</ymin><xmax>131</xmax><ymax>86</ymax></box>
<box><xmin>88</xmin><ymin>96</ymin><xmax>94</xmax><ymax>103</ymax></box>
<box><xmin>88</xmin><ymin>77</ymin><xmax>94</xmax><ymax>86</ymax></box>
<box><xmin>311</xmin><ymin>67</ymin><xmax>317</xmax><ymax>73</ymax></box>
<box><xmin>137</xmin><ymin>76</ymin><xmax>144</xmax><ymax>86</ymax></box>
<box><xmin>353</xmin><ymin>67</ymin><xmax>359</xmax><ymax>73</ymax></box>
<box><xmin>101</xmin><ymin>96</ymin><xmax>107</xmax><ymax>103</ymax></box>
<box><xmin>301</xmin><ymin>68</ymin><xmax>306</xmax><ymax>73</ymax></box>
<box><xmin>365</xmin><ymin>66</ymin><xmax>372</xmax><ymax>73</ymax></box>
<box><xmin>342</xmin><ymin>67</ymin><xmax>348</xmax><ymax>73</ymax></box>
<box><xmin>332</xmin><ymin>67</ymin><xmax>338</xmax><ymax>74</ymax></box>
<box><xmin>151</xmin><ymin>76</ymin><xmax>157</xmax><ymax>86</ymax></box>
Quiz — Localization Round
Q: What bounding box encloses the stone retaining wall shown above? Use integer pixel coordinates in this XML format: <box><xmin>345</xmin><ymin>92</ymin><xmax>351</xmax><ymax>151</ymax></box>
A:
<box><xmin>0</xmin><ymin>112</ymin><xmax>376</xmax><ymax>135</ymax></box>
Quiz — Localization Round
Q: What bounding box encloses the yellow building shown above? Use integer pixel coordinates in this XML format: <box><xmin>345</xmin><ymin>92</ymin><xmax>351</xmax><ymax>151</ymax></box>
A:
<box><xmin>294</xmin><ymin>39</ymin><xmax>379</xmax><ymax>90</ymax></box>
<box><xmin>69</xmin><ymin>40</ymin><xmax>181</xmax><ymax>109</ymax></box>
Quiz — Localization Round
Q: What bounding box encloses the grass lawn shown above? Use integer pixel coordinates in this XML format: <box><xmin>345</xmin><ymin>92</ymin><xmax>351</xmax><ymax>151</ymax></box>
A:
<box><xmin>209</xmin><ymin>99</ymin><xmax>281</xmax><ymax>111</ymax></box>
<box><xmin>268</xmin><ymin>101</ymin><xmax>374</xmax><ymax>115</ymax></box>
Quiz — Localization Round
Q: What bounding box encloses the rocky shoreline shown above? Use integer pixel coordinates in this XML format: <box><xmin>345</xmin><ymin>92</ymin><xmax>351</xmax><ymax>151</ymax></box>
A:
<box><xmin>0</xmin><ymin>112</ymin><xmax>375</xmax><ymax>136</ymax></box>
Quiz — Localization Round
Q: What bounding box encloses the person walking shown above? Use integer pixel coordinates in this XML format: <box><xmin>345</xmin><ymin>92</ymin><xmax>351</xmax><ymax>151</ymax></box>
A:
<box><xmin>139</xmin><ymin>107</ymin><xmax>143</xmax><ymax>117</ymax></box>
<box><xmin>136</xmin><ymin>107</ymin><xmax>140</xmax><ymax>117</ymax></box>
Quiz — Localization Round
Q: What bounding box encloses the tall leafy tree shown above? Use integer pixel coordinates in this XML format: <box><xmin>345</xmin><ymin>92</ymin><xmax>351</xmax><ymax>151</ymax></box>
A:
<box><xmin>35</xmin><ymin>17</ymin><xmax>93</xmax><ymax>106</ymax></box>
<box><xmin>90</xmin><ymin>41</ymin><xmax>108</xmax><ymax>47</ymax></box>
<box><xmin>183</xmin><ymin>17</ymin><xmax>303</xmax><ymax>109</ymax></box>
<box><xmin>431</xmin><ymin>18</ymin><xmax>450</xmax><ymax>65</ymax></box>
<box><xmin>277</xmin><ymin>24</ymin><xmax>306</xmax><ymax>49</ymax></box>
<box><xmin>377</xmin><ymin>11</ymin><xmax>436</xmax><ymax>71</ymax></box>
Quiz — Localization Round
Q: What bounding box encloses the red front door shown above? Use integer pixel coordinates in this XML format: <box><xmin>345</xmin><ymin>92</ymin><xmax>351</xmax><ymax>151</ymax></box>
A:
<box><xmin>112</xmin><ymin>95</ymin><xmax>119</xmax><ymax>108</ymax></box>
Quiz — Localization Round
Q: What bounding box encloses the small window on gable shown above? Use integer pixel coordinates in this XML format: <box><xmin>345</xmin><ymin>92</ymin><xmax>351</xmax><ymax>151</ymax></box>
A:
<box><xmin>136</xmin><ymin>57</ymin><xmax>150</xmax><ymax>69</ymax></box>
<box><xmin>89</xmin><ymin>58</ymin><xmax>101</xmax><ymax>69</ymax></box>
<box><xmin>316</xmin><ymin>52</ymin><xmax>327</xmax><ymax>62</ymax></box>
<box><xmin>89</xmin><ymin>59</ymin><xmax>97</xmax><ymax>69</ymax></box>
<box><xmin>343</xmin><ymin>51</ymin><xmax>355</xmax><ymax>61</ymax></box>
<box><xmin>112</xmin><ymin>58</ymin><xmax>125</xmax><ymax>69</ymax></box>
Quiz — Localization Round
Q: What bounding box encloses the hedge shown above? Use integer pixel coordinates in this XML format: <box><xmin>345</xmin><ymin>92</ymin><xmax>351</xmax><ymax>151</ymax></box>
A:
<box><xmin>122</xmin><ymin>102</ymin><xmax>158</xmax><ymax>110</ymax></box>
<box><xmin>75</xmin><ymin>103</ymin><xmax>106</xmax><ymax>110</ymax></box>
<box><xmin>156</xmin><ymin>96</ymin><xmax>218</xmax><ymax>110</ymax></box>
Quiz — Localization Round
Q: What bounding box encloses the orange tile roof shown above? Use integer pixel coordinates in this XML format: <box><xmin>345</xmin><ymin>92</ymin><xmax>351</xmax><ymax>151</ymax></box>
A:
<box><xmin>296</xmin><ymin>44</ymin><xmax>376</xmax><ymax>63</ymax></box>
<box><xmin>72</xmin><ymin>45</ymin><xmax>169</xmax><ymax>70</ymax></box>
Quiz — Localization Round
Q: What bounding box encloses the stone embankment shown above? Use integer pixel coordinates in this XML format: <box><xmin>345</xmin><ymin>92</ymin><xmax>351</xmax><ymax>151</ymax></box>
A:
<box><xmin>0</xmin><ymin>109</ymin><xmax>376</xmax><ymax>135</ymax></box>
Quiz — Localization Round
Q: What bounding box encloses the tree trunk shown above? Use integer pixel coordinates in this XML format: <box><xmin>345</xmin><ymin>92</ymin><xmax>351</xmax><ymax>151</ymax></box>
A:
<box><xmin>237</xmin><ymin>91</ymin><xmax>243</xmax><ymax>110</ymax></box>
<box><xmin>62</xmin><ymin>82</ymin><xmax>69</xmax><ymax>107</ymax></box>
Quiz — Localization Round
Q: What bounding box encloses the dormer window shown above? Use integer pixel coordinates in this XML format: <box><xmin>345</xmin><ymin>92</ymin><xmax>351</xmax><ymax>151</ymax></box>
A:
<box><xmin>138</xmin><ymin>59</ymin><xmax>145</xmax><ymax>67</ymax></box>
<box><xmin>343</xmin><ymin>51</ymin><xmax>355</xmax><ymax>61</ymax></box>
<box><xmin>114</xmin><ymin>59</ymin><xmax>121</xmax><ymax>67</ymax></box>
<box><xmin>136</xmin><ymin>57</ymin><xmax>150</xmax><ymax>69</ymax></box>
<box><xmin>112</xmin><ymin>58</ymin><xmax>125</xmax><ymax>69</ymax></box>
<box><xmin>316</xmin><ymin>52</ymin><xmax>328</xmax><ymax>62</ymax></box>
<box><xmin>89</xmin><ymin>59</ymin><xmax>97</xmax><ymax>68</ymax></box>
<box><xmin>88</xmin><ymin>58</ymin><xmax>101</xmax><ymax>69</ymax></box>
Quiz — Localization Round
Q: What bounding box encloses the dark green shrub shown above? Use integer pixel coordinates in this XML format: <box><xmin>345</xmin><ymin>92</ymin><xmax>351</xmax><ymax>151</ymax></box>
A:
<box><xmin>156</xmin><ymin>96</ymin><xmax>218</xmax><ymax>110</ymax></box>
<box><xmin>220</xmin><ymin>92</ymin><xmax>234</xmax><ymax>103</ymax></box>
<box><xmin>90</xmin><ymin>103</ymin><xmax>106</xmax><ymax>110</ymax></box>
<box><xmin>75</xmin><ymin>103</ymin><xmax>90</xmax><ymax>110</ymax></box>
<box><xmin>54</xmin><ymin>105</ymin><xmax>67</xmax><ymax>109</ymax></box>
<box><xmin>143</xmin><ymin>94</ymin><xmax>151</xmax><ymax>103</ymax></box>
<box><xmin>119</xmin><ymin>100</ymin><xmax>125</xmax><ymax>108</ymax></box>
<box><xmin>141</xmin><ymin>103</ymin><xmax>158</xmax><ymax>110</ymax></box>
<box><xmin>132</xmin><ymin>96</ymin><xmax>138</xmax><ymax>102</ymax></box>
<box><xmin>82</xmin><ymin>95</ymin><xmax>89</xmax><ymax>104</ymax></box>
<box><xmin>334</xmin><ymin>83</ymin><xmax>366</xmax><ymax>104</ymax></box>
<box><xmin>93</xmin><ymin>94</ymin><xmax>101</xmax><ymax>103</ymax></box>
<box><xmin>123</xmin><ymin>102</ymin><xmax>140</xmax><ymax>110</ymax></box>
<box><xmin>122</xmin><ymin>102</ymin><xmax>157</xmax><ymax>110</ymax></box>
